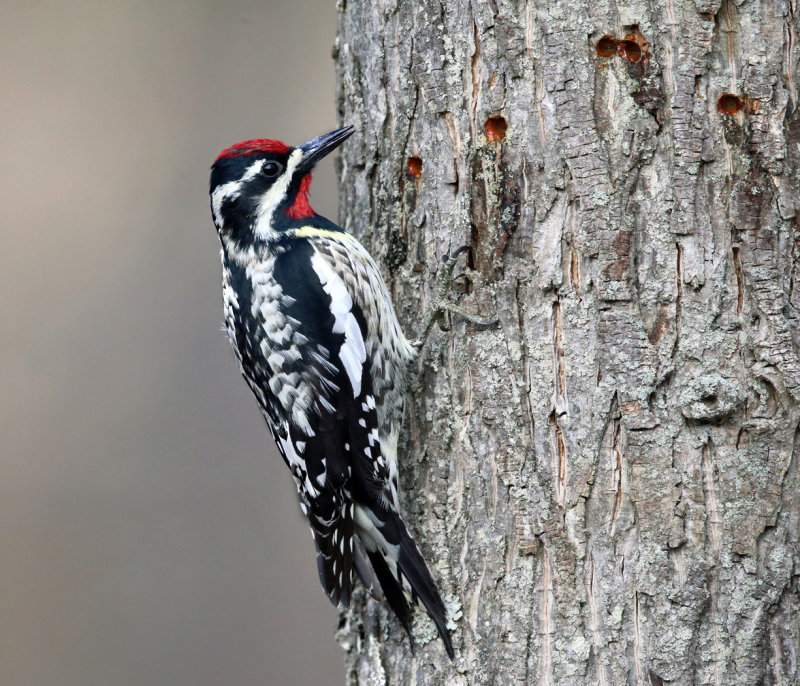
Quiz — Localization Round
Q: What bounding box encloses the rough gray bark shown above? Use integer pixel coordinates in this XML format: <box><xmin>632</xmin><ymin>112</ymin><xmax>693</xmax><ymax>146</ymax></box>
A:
<box><xmin>333</xmin><ymin>0</ymin><xmax>800</xmax><ymax>683</ymax></box>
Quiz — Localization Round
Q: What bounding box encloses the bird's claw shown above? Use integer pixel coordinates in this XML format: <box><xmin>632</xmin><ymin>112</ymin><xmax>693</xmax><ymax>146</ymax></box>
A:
<box><xmin>414</xmin><ymin>245</ymin><xmax>499</xmax><ymax>348</ymax></box>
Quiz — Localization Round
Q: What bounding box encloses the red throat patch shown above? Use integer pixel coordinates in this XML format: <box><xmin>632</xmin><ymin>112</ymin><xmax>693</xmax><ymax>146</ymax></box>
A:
<box><xmin>285</xmin><ymin>173</ymin><xmax>314</xmax><ymax>219</ymax></box>
<box><xmin>215</xmin><ymin>139</ymin><xmax>290</xmax><ymax>161</ymax></box>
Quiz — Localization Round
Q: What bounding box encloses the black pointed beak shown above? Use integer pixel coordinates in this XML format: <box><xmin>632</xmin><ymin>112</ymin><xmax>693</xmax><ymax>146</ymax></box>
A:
<box><xmin>297</xmin><ymin>125</ymin><xmax>355</xmax><ymax>173</ymax></box>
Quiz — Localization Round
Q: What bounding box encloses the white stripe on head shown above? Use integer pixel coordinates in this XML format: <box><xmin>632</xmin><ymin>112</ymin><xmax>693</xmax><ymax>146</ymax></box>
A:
<box><xmin>310</xmin><ymin>252</ymin><xmax>366</xmax><ymax>397</ymax></box>
<box><xmin>254</xmin><ymin>148</ymin><xmax>304</xmax><ymax>240</ymax></box>
<box><xmin>211</xmin><ymin>159</ymin><xmax>264</xmax><ymax>229</ymax></box>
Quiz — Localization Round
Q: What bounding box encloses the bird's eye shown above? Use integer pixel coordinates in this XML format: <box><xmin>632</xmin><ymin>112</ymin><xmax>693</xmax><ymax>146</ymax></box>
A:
<box><xmin>262</xmin><ymin>161</ymin><xmax>283</xmax><ymax>178</ymax></box>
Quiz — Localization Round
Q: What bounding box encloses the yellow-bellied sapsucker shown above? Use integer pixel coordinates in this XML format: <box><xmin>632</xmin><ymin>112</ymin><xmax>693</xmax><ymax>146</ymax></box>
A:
<box><xmin>209</xmin><ymin>126</ymin><xmax>493</xmax><ymax>659</ymax></box>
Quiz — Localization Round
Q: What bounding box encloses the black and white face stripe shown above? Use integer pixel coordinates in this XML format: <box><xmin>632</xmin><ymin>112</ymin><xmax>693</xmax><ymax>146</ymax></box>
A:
<box><xmin>210</xmin><ymin>158</ymin><xmax>266</xmax><ymax>228</ymax></box>
<box><xmin>253</xmin><ymin>148</ymin><xmax>303</xmax><ymax>240</ymax></box>
<box><xmin>210</xmin><ymin>127</ymin><xmax>354</xmax><ymax>252</ymax></box>
<box><xmin>210</xmin><ymin>148</ymin><xmax>301</xmax><ymax>248</ymax></box>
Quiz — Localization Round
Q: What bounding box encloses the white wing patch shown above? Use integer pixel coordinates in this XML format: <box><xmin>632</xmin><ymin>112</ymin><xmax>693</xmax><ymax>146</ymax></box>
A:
<box><xmin>310</xmin><ymin>252</ymin><xmax>367</xmax><ymax>397</ymax></box>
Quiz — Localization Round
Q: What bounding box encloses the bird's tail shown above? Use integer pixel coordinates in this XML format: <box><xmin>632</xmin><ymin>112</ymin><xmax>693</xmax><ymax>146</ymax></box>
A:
<box><xmin>354</xmin><ymin>501</ymin><xmax>454</xmax><ymax>659</ymax></box>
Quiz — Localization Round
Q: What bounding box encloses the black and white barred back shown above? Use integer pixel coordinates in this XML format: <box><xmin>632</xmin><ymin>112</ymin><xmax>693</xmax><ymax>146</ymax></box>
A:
<box><xmin>210</xmin><ymin>130</ymin><xmax>454</xmax><ymax>658</ymax></box>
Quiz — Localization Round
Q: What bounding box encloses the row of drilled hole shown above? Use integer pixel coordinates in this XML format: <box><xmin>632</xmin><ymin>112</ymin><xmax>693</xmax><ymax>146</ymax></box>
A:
<box><xmin>406</xmin><ymin>53</ymin><xmax>750</xmax><ymax>177</ymax></box>
<box><xmin>405</xmin><ymin>116</ymin><xmax>508</xmax><ymax>177</ymax></box>
<box><xmin>596</xmin><ymin>35</ymin><xmax>750</xmax><ymax>116</ymax></box>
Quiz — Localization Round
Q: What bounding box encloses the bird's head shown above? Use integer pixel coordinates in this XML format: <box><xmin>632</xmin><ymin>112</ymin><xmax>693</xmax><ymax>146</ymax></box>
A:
<box><xmin>209</xmin><ymin>125</ymin><xmax>354</xmax><ymax>250</ymax></box>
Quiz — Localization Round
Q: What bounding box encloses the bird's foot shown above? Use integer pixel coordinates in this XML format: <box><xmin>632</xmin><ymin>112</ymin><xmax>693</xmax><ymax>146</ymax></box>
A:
<box><xmin>412</xmin><ymin>246</ymin><xmax>499</xmax><ymax>350</ymax></box>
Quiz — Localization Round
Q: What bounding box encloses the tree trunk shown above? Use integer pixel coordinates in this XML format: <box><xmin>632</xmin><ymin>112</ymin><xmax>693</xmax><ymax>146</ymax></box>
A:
<box><xmin>333</xmin><ymin>1</ymin><xmax>800</xmax><ymax>683</ymax></box>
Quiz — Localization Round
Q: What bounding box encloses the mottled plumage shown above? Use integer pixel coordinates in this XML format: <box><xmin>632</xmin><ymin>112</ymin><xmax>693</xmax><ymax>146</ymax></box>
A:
<box><xmin>209</xmin><ymin>127</ymin><xmax>453</xmax><ymax>658</ymax></box>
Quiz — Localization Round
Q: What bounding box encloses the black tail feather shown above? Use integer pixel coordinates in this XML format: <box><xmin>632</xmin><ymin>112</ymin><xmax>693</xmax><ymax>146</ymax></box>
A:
<box><xmin>395</xmin><ymin>521</ymin><xmax>454</xmax><ymax>659</ymax></box>
<box><xmin>365</xmin><ymin>548</ymin><xmax>415</xmax><ymax>653</ymax></box>
<box><xmin>367</xmin><ymin>505</ymin><xmax>455</xmax><ymax>659</ymax></box>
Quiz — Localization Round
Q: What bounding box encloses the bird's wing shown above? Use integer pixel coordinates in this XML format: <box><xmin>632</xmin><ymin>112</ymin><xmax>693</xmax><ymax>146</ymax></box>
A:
<box><xmin>309</xmin><ymin>230</ymin><xmax>414</xmax><ymax>425</ymax></box>
<box><xmin>263</xmin><ymin>232</ymin><xmax>453</xmax><ymax>655</ymax></box>
<box><xmin>262</xmin><ymin>237</ymin><xmax>391</xmax><ymax>606</ymax></box>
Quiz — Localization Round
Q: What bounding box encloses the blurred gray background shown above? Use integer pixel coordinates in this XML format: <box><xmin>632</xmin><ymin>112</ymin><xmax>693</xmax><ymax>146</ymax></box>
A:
<box><xmin>1</xmin><ymin>2</ymin><xmax>347</xmax><ymax>684</ymax></box>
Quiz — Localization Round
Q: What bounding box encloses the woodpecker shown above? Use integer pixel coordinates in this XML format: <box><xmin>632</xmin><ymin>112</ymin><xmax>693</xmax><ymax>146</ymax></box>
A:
<box><xmin>209</xmin><ymin>126</ymin><xmax>492</xmax><ymax>659</ymax></box>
